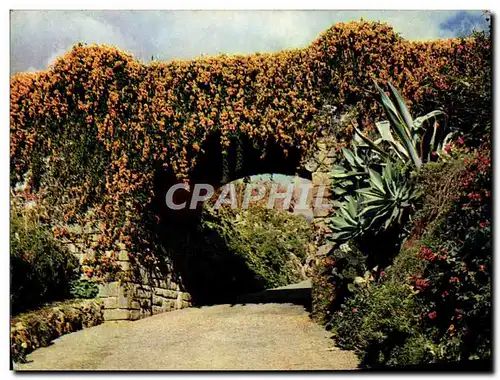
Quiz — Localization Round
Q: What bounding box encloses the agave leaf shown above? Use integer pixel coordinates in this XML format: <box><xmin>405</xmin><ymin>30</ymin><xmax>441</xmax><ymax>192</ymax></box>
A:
<box><xmin>375</xmin><ymin>81</ymin><xmax>412</xmax><ymax>140</ymax></box>
<box><xmin>387</xmin><ymin>140</ymin><xmax>410</xmax><ymax>160</ymax></box>
<box><xmin>441</xmin><ymin>131</ymin><xmax>458</xmax><ymax>150</ymax></box>
<box><xmin>330</xmin><ymin>216</ymin><xmax>352</xmax><ymax>229</ymax></box>
<box><xmin>342</xmin><ymin>148</ymin><xmax>357</xmax><ymax>167</ymax></box>
<box><xmin>332</xmin><ymin>231</ymin><xmax>355</xmax><ymax>241</ymax></box>
<box><xmin>359</xmin><ymin>204</ymin><xmax>387</xmax><ymax>216</ymax></box>
<box><xmin>357</xmin><ymin>189</ymin><xmax>386</xmax><ymax>201</ymax></box>
<box><xmin>331</xmin><ymin>200</ymin><xmax>345</xmax><ymax>208</ymax></box>
<box><xmin>414</xmin><ymin>110</ymin><xmax>446</xmax><ymax>130</ymax></box>
<box><xmin>340</xmin><ymin>208</ymin><xmax>358</xmax><ymax>226</ymax></box>
<box><xmin>428</xmin><ymin>119</ymin><xmax>440</xmax><ymax>160</ymax></box>
<box><xmin>346</xmin><ymin>196</ymin><xmax>360</xmax><ymax>215</ymax></box>
<box><xmin>384</xmin><ymin>206</ymin><xmax>402</xmax><ymax>230</ymax></box>
<box><xmin>391</xmin><ymin>118</ymin><xmax>422</xmax><ymax>169</ymax></box>
<box><xmin>388</xmin><ymin>82</ymin><xmax>414</xmax><ymax>128</ymax></box>
<box><xmin>331</xmin><ymin>170</ymin><xmax>366</xmax><ymax>179</ymax></box>
<box><xmin>366</xmin><ymin>208</ymin><xmax>392</xmax><ymax>230</ymax></box>
<box><xmin>374</xmin><ymin>81</ymin><xmax>404</xmax><ymax>126</ymax></box>
<box><xmin>375</xmin><ymin>120</ymin><xmax>394</xmax><ymax>142</ymax></box>
<box><xmin>352</xmin><ymin>151</ymin><xmax>367</xmax><ymax>168</ymax></box>
<box><xmin>353</xmin><ymin>132</ymin><xmax>368</xmax><ymax>147</ymax></box>
<box><xmin>375</xmin><ymin>81</ymin><xmax>422</xmax><ymax>169</ymax></box>
<box><xmin>354</xmin><ymin>127</ymin><xmax>392</xmax><ymax>160</ymax></box>
<box><xmin>332</xmin><ymin>187</ymin><xmax>347</xmax><ymax>195</ymax></box>
<box><xmin>384</xmin><ymin>161</ymin><xmax>393</xmax><ymax>184</ymax></box>
<box><xmin>368</xmin><ymin>169</ymin><xmax>385</xmax><ymax>193</ymax></box>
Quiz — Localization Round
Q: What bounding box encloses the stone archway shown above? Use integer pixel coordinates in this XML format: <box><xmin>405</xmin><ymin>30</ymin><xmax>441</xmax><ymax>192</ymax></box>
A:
<box><xmin>97</xmin><ymin>108</ymin><xmax>354</xmax><ymax>321</ymax></box>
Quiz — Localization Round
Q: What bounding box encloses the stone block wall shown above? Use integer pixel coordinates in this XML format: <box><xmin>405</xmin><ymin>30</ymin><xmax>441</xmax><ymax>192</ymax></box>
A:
<box><xmin>58</xmin><ymin>214</ymin><xmax>192</xmax><ymax>322</ymax></box>
<box><xmin>98</xmin><ymin>280</ymin><xmax>191</xmax><ymax>321</ymax></box>
<box><xmin>306</xmin><ymin>107</ymin><xmax>358</xmax><ymax>260</ymax></box>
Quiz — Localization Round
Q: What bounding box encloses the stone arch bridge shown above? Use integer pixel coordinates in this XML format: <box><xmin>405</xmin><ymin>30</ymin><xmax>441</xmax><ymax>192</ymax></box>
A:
<box><xmin>91</xmin><ymin>110</ymin><xmax>352</xmax><ymax>321</ymax></box>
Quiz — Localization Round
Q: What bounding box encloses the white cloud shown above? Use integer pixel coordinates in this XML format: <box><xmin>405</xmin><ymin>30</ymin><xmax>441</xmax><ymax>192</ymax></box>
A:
<box><xmin>10</xmin><ymin>10</ymin><xmax>486</xmax><ymax>74</ymax></box>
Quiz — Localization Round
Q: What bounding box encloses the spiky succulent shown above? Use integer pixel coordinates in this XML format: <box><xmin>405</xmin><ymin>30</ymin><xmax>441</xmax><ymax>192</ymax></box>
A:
<box><xmin>354</xmin><ymin>81</ymin><xmax>452</xmax><ymax>170</ymax></box>
<box><xmin>329</xmin><ymin>195</ymin><xmax>366</xmax><ymax>242</ymax></box>
<box><xmin>328</xmin><ymin>81</ymin><xmax>449</xmax><ymax>244</ymax></box>
<box><xmin>356</xmin><ymin>161</ymin><xmax>421</xmax><ymax>231</ymax></box>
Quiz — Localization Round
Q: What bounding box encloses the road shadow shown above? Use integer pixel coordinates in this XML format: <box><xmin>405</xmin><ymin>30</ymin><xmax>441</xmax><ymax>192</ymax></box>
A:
<box><xmin>234</xmin><ymin>281</ymin><xmax>312</xmax><ymax>312</ymax></box>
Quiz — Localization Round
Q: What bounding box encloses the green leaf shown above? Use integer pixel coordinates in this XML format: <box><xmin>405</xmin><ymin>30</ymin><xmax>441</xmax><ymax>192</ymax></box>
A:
<box><xmin>375</xmin><ymin>120</ymin><xmax>394</xmax><ymax>142</ymax></box>
<box><xmin>353</xmin><ymin>127</ymin><xmax>392</xmax><ymax>160</ymax></box>
<box><xmin>354</xmin><ymin>276</ymin><xmax>366</xmax><ymax>284</ymax></box>
<box><xmin>388</xmin><ymin>82</ymin><xmax>414</xmax><ymax>132</ymax></box>
<box><xmin>330</xmin><ymin>217</ymin><xmax>351</xmax><ymax>229</ymax></box>
<box><xmin>368</xmin><ymin>169</ymin><xmax>385</xmax><ymax>192</ymax></box>
<box><xmin>342</xmin><ymin>148</ymin><xmax>357</xmax><ymax>167</ymax></box>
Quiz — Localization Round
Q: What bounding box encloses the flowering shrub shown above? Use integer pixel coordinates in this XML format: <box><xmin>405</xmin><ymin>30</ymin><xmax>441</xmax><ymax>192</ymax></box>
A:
<box><xmin>327</xmin><ymin>139</ymin><xmax>492</xmax><ymax>367</ymax></box>
<box><xmin>9</xmin><ymin>21</ymin><xmax>491</xmax><ymax>275</ymax></box>
<box><xmin>331</xmin><ymin>279</ymin><xmax>428</xmax><ymax>368</ymax></box>
<box><xmin>11</xmin><ymin>299</ymin><xmax>103</xmax><ymax>363</ymax></box>
<box><xmin>311</xmin><ymin>241</ymin><xmax>367</xmax><ymax>324</ymax></box>
<box><xmin>407</xmin><ymin>140</ymin><xmax>492</xmax><ymax>362</ymax></box>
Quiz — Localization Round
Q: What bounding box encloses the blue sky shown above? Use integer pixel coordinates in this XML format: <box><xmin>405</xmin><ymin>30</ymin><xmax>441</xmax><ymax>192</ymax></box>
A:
<box><xmin>10</xmin><ymin>10</ymin><xmax>489</xmax><ymax>74</ymax></box>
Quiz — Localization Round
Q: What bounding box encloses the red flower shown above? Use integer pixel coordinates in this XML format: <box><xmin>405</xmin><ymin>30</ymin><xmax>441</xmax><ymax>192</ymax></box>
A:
<box><xmin>479</xmin><ymin>265</ymin><xmax>486</xmax><ymax>272</ymax></box>
<box><xmin>442</xmin><ymin>291</ymin><xmax>449</xmax><ymax>297</ymax></box>
<box><xmin>444</xmin><ymin>144</ymin><xmax>452</xmax><ymax>153</ymax></box>
<box><xmin>449</xmin><ymin>277</ymin><xmax>460</xmax><ymax>284</ymax></box>
<box><xmin>457</xmin><ymin>137</ymin><xmax>464</xmax><ymax>145</ymax></box>
<box><xmin>379</xmin><ymin>270</ymin><xmax>386</xmax><ymax>278</ymax></box>
<box><xmin>419</xmin><ymin>246</ymin><xmax>436</xmax><ymax>261</ymax></box>
<box><xmin>414</xmin><ymin>278</ymin><xmax>431</xmax><ymax>291</ymax></box>
<box><xmin>428</xmin><ymin>311</ymin><xmax>437</xmax><ymax>320</ymax></box>
<box><xmin>457</xmin><ymin>314</ymin><xmax>463</xmax><ymax>320</ymax></box>
<box><xmin>351</xmin><ymin>308</ymin><xmax>358</xmax><ymax>313</ymax></box>
<box><xmin>479</xmin><ymin>221</ymin><xmax>488</xmax><ymax>228</ymax></box>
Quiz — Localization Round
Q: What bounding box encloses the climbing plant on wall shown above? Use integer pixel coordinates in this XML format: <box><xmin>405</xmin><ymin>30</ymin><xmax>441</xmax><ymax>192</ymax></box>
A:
<box><xmin>10</xmin><ymin>21</ymin><xmax>491</xmax><ymax>277</ymax></box>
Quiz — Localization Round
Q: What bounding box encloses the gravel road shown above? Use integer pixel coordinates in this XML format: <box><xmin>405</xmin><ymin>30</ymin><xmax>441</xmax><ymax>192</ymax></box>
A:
<box><xmin>15</xmin><ymin>302</ymin><xmax>359</xmax><ymax>371</ymax></box>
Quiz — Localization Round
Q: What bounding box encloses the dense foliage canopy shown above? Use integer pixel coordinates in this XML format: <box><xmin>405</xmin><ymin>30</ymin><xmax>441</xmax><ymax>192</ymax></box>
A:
<box><xmin>10</xmin><ymin>21</ymin><xmax>491</xmax><ymax>273</ymax></box>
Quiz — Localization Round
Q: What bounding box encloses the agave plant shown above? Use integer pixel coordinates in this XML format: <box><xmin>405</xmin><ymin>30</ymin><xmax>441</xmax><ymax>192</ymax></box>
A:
<box><xmin>330</xmin><ymin>133</ymin><xmax>387</xmax><ymax>196</ymax></box>
<box><xmin>329</xmin><ymin>162</ymin><xmax>420</xmax><ymax>243</ymax></box>
<box><xmin>354</xmin><ymin>81</ymin><xmax>452</xmax><ymax>171</ymax></box>
<box><xmin>329</xmin><ymin>195</ymin><xmax>366</xmax><ymax>242</ymax></box>
<box><xmin>356</xmin><ymin>161</ymin><xmax>421</xmax><ymax>231</ymax></box>
<box><xmin>328</xmin><ymin>81</ymin><xmax>448</xmax><ymax>244</ymax></box>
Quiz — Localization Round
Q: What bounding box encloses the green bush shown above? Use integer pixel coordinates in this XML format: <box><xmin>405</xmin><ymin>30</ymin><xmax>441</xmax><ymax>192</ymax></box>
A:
<box><xmin>407</xmin><ymin>141</ymin><xmax>492</xmax><ymax>362</ymax></box>
<box><xmin>312</xmin><ymin>241</ymin><xmax>367</xmax><ymax>324</ymax></box>
<box><xmin>331</xmin><ymin>279</ymin><xmax>430</xmax><ymax>368</ymax></box>
<box><xmin>10</xmin><ymin>199</ymin><xmax>79</xmax><ymax>315</ymax></box>
<box><xmin>201</xmin><ymin>205</ymin><xmax>312</xmax><ymax>290</ymax></box>
<box><xmin>69</xmin><ymin>279</ymin><xmax>99</xmax><ymax>299</ymax></box>
<box><xmin>11</xmin><ymin>299</ymin><xmax>104</xmax><ymax>363</ymax></box>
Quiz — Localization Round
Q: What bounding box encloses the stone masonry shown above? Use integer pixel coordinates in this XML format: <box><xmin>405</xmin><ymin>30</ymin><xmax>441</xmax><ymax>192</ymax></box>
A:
<box><xmin>58</xmin><ymin>217</ymin><xmax>192</xmax><ymax>322</ymax></box>
<box><xmin>98</xmin><ymin>280</ymin><xmax>191</xmax><ymax>321</ymax></box>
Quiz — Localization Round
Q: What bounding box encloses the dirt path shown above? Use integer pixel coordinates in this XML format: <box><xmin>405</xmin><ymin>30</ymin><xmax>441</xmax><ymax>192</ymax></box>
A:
<box><xmin>15</xmin><ymin>302</ymin><xmax>359</xmax><ymax>370</ymax></box>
